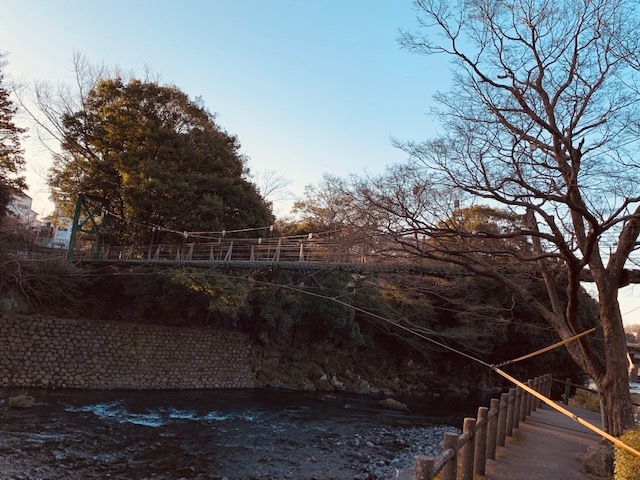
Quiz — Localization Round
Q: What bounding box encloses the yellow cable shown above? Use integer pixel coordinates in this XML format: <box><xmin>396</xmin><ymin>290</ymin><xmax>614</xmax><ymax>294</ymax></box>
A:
<box><xmin>497</xmin><ymin>327</ymin><xmax>597</xmax><ymax>367</ymax></box>
<box><xmin>495</xmin><ymin>368</ymin><xmax>640</xmax><ymax>459</ymax></box>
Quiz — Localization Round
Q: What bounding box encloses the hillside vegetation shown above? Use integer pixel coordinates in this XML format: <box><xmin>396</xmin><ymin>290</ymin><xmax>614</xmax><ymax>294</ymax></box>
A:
<box><xmin>0</xmin><ymin>255</ymin><xmax>599</xmax><ymax>395</ymax></box>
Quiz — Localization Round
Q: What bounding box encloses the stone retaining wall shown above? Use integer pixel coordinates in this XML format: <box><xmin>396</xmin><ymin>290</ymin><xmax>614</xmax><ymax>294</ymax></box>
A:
<box><xmin>0</xmin><ymin>315</ymin><xmax>256</xmax><ymax>389</ymax></box>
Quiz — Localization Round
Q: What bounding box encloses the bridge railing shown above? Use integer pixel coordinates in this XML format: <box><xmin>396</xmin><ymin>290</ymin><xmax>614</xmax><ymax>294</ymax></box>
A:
<box><xmin>413</xmin><ymin>374</ymin><xmax>552</xmax><ymax>480</ymax></box>
<box><xmin>73</xmin><ymin>237</ymin><xmax>381</xmax><ymax>264</ymax></box>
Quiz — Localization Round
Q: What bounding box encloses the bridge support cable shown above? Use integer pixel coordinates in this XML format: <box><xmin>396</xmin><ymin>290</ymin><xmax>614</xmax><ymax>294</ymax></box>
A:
<box><xmin>495</xmin><ymin>327</ymin><xmax>598</xmax><ymax>368</ymax></box>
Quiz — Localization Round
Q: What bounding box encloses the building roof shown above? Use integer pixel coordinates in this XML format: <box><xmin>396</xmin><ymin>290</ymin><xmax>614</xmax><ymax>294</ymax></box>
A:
<box><xmin>628</xmin><ymin>342</ymin><xmax>640</xmax><ymax>353</ymax></box>
<box><xmin>10</xmin><ymin>190</ymin><xmax>32</xmax><ymax>200</ymax></box>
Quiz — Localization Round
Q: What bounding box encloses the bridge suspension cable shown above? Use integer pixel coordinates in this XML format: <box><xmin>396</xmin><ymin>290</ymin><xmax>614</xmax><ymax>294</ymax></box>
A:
<box><xmin>81</xmin><ymin>195</ymin><xmax>341</xmax><ymax>242</ymax></box>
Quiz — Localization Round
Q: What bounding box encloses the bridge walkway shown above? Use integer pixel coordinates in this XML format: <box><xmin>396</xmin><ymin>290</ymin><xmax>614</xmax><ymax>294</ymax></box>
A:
<box><xmin>64</xmin><ymin>239</ymin><xmax>640</xmax><ymax>283</ymax></box>
<box><xmin>484</xmin><ymin>403</ymin><xmax>603</xmax><ymax>480</ymax></box>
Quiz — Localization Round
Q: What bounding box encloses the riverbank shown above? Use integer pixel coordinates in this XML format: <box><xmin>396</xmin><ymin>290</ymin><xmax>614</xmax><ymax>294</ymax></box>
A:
<box><xmin>253</xmin><ymin>338</ymin><xmax>501</xmax><ymax>398</ymax></box>
<box><xmin>0</xmin><ymin>261</ymin><xmax>588</xmax><ymax>400</ymax></box>
<box><xmin>0</xmin><ymin>314</ymin><xmax>500</xmax><ymax>399</ymax></box>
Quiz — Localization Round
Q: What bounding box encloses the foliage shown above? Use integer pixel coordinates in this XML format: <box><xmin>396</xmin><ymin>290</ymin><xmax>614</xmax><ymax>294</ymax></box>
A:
<box><xmin>0</xmin><ymin>53</ymin><xmax>26</xmax><ymax>220</ymax></box>
<box><xmin>105</xmin><ymin>265</ymin><xmax>594</xmax><ymax>381</ymax></box>
<box><xmin>180</xmin><ymin>271</ymin><xmax>253</xmax><ymax>322</ymax></box>
<box><xmin>354</xmin><ymin>271</ymin><xmax>597</xmax><ymax>384</ymax></box>
<box><xmin>241</xmin><ymin>269</ymin><xmax>362</xmax><ymax>347</ymax></box>
<box><xmin>568</xmin><ymin>389</ymin><xmax>601</xmax><ymax>413</ymax></box>
<box><xmin>76</xmin><ymin>266</ymin><xmax>212</xmax><ymax>324</ymax></box>
<box><xmin>442</xmin><ymin>206</ymin><xmax>532</xmax><ymax>261</ymax></box>
<box><xmin>63</xmin><ymin>266</ymin><xmax>364</xmax><ymax>347</ymax></box>
<box><xmin>614</xmin><ymin>427</ymin><xmax>640</xmax><ymax>480</ymax></box>
<box><xmin>49</xmin><ymin>76</ymin><xmax>273</xmax><ymax>244</ymax></box>
<box><xmin>283</xmin><ymin>171</ymin><xmax>410</xmax><ymax>262</ymax></box>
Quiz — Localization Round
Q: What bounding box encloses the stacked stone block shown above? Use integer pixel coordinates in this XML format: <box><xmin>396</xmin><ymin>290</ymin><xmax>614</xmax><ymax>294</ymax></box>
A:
<box><xmin>0</xmin><ymin>316</ymin><xmax>255</xmax><ymax>389</ymax></box>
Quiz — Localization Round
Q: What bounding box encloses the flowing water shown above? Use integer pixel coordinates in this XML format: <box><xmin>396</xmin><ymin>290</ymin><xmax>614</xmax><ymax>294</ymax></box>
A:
<box><xmin>0</xmin><ymin>388</ymin><xmax>489</xmax><ymax>480</ymax></box>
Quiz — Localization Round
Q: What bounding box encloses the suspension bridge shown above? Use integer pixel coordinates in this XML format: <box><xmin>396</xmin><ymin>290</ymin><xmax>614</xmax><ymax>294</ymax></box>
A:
<box><xmin>56</xmin><ymin>193</ymin><xmax>640</xmax><ymax>282</ymax></box>
<box><xmin>71</xmin><ymin>235</ymin><xmax>465</xmax><ymax>275</ymax></box>
<box><xmin>64</xmin><ymin>235</ymin><xmax>640</xmax><ymax>284</ymax></box>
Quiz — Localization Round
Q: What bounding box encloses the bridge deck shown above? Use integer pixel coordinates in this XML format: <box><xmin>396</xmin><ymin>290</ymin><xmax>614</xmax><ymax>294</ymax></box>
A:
<box><xmin>21</xmin><ymin>237</ymin><xmax>640</xmax><ymax>283</ymax></box>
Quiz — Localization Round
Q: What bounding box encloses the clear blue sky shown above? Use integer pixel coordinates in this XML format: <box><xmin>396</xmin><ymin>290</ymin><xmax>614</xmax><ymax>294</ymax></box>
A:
<box><xmin>2</xmin><ymin>0</ymin><xmax>639</xmax><ymax>324</ymax></box>
<box><xmin>2</xmin><ymin>0</ymin><xmax>449</xmax><ymax>216</ymax></box>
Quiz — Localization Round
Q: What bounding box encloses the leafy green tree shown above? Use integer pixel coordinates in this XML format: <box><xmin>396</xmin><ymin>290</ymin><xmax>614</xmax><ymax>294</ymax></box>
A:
<box><xmin>50</xmin><ymin>77</ymin><xmax>273</xmax><ymax>243</ymax></box>
<box><xmin>0</xmin><ymin>54</ymin><xmax>26</xmax><ymax>219</ymax></box>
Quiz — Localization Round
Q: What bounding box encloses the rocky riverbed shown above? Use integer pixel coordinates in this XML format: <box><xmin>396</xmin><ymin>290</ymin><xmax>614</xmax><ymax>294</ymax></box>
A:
<box><xmin>0</xmin><ymin>388</ymin><xmax>485</xmax><ymax>480</ymax></box>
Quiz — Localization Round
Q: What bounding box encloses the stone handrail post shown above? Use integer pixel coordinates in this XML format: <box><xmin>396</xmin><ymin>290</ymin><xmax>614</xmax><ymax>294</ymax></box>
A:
<box><xmin>564</xmin><ymin>377</ymin><xmax>571</xmax><ymax>405</ymax></box>
<box><xmin>440</xmin><ymin>432</ymin><xmax>459</xmax><ymax>480</ymax></box>
<box><xmin>532</xmin><ymin>377</ymin><xmax>540</xmax><ymax>410</ymax></box>
<box><xmin>474</xmin><ymin>406</ymin><xmax>489</xmax><ymax>476</ymax></box>
<box><xmin>486</xmin><ymin>398</ymin><xmax>499</xmax><ymax>460</ymax></box>
<box><xmin>497</xmin><ymin>392</ymin><xmax>508</xmax><ymax>447</ymax></box>
<box><xmin>414</xmin><ymin>456</ymin><xmax>435</xmax><ymax>480</ymax></box>
<box><xmin>513</xmin><ymin>386</ymin><xmax>522</xmax><ymax>430</ymax></box>
<box><xmin>520</xmin><ymin>382</ymin><xmax>528</xmax><ymax>423</ymax></box>
<box><xmin>459</xmin><ymin>417</ymin><xmax>476</xmax><ymax>480</ymax></box>
<box><xmin>506</xmin><ymin>388</ymin><xmax>515</xmax><ymax>437</ymax></box>
<box><xmin>526</xmin><ymin>379</ymin><xmax>534</xmax><ymax>416</ymax></box>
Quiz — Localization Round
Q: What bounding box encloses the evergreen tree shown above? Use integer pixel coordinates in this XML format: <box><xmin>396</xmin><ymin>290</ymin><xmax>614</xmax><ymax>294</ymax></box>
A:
<box><xmin>51</xmin><ymin>77</ymin><xmax>273</xmax><ymax>243</ymax></box>
<box><xmin>0</xmin><ymin>54</ymin><xmax>26</xmax><ymax>220</ymax></box>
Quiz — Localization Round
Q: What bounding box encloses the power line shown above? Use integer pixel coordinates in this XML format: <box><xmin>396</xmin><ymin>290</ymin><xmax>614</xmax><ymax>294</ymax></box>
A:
<box><xmin>622</xmin><ymin>304</ymin><xmax>640</xmax><ymax>318</ymax></box>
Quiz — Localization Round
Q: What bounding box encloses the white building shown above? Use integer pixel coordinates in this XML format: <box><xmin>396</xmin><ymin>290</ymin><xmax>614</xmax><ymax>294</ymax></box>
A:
<box><xmin>5</xmin><ymin>191</ymin><xmax>73</xmax><ymax>249</ymax></box>
<box><xmin>7</xmin><ymin>191</ymin><xmax>38</xmax><ymax>224</ymax></box>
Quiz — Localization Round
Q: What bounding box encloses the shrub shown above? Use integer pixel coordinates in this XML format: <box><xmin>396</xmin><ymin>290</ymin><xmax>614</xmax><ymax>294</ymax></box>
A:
<box><xmin>568</xmin><ymin>389</ymin><xmax>600</xmax><ymax>413</ymax></box>
<box><xmin>614</xmin><ymin>427</ymin><xmax>640</xmax><ymax>480</ymax></box>
<box><xmin>0</xmin><ymin>258</ymin><xmax>84</xmax><ymax>316</ymax></box>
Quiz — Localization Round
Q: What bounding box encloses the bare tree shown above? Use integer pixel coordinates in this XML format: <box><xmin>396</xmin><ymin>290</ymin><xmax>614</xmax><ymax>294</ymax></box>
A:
<box><xmin>15</xmin><ymin>52</ymin><xmax>110</xmax><ymax>152</ymax></box>
<box><xmin>253</xmin><ymin>169</ymin><xmax>293</xmax><ymax>205</ymax></box>
<box><xmin>385</xmin><ymin>0</ymin><xmax>640</xmax><ymax>435</ymax></box>
<box><xmin>291</xmin><ymin>173</ymin><xmax>406</xmax><ymax>262</ymax></box>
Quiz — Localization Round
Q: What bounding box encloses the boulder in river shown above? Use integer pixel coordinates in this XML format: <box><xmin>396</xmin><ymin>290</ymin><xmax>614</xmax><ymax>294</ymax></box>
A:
<box><xmin>378</xmin><ymin>398</ymin><xmax>409</xmax><ymax>412</ymax></box>
<box><xmin>7</xmin><ymin>394</ymin><xmax>35</xmax><ymax>408</ymax></box>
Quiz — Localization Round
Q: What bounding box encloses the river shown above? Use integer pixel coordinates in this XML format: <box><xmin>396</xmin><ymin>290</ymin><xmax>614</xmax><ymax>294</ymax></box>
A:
<box><xmin>0</xmin><ymin>388</ymin><xmax>490</xmax><ymax>480</ymax></box>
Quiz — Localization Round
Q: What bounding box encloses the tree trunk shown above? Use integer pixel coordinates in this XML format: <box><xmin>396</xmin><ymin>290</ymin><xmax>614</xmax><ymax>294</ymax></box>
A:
<box><xmin>597</xmin><ymin>368</ymin><xmax>635</xmax><ymax>436</ymax></box>
<box><xmin>593</xmin><ymin>284</ymin><xmax>635</xmax><ymax>436</ymax></box>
